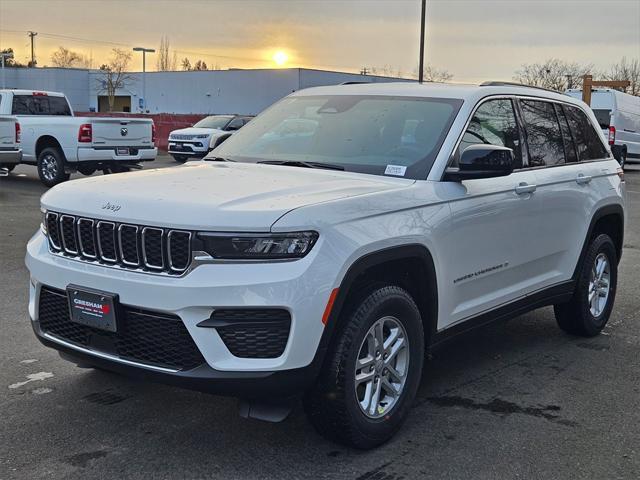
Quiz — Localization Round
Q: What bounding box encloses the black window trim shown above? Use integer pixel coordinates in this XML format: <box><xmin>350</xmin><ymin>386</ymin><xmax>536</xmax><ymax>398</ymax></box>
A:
<box><xmin>441</xmin><ymin>93</ymin><xmax>612</xmax><ymax>181</ymax></box>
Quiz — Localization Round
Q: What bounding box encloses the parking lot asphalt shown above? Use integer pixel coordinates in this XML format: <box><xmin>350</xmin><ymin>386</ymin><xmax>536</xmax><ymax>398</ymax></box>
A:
<box><xmin>1</xmin><ymin>156</ymin><xmax>639</xmax><ymax>480</ymax></box>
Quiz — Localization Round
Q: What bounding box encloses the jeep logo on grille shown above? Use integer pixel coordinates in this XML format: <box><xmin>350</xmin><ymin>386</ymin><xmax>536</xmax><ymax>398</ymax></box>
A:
<box><xmin>120</xmin><ymin>127</ymin><xmax>128</xmax><ymax>136</ymax></box>
<box><xmin>102</xmin><ymin>202</ymin><xmax>121</xmax><ymax>212</ymax></box>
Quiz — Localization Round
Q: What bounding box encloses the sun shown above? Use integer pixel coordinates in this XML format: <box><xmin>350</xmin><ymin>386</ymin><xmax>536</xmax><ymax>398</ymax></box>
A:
<box><xmin>272</xmin><ymin>50</ymin><xmax>289</xmax><ymax>66</ymax></box>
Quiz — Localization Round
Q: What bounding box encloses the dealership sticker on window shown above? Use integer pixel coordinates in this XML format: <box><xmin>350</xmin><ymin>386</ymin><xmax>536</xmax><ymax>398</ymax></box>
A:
<box><xmin>384</xmin><ymin>165</ymin><xmax>407</xmax><ymax>176</ymax></box>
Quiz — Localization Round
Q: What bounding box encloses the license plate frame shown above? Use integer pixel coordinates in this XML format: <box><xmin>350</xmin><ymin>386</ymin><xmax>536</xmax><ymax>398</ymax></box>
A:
<box><xmin>116</xmin><ymin>147</ymin><xmax>130</xmax><ymax>156</ymax></box>
<box><xmin>67</xmin><ymin>285</ymin><xmax>119</xmax><ymax>333</ymax></box>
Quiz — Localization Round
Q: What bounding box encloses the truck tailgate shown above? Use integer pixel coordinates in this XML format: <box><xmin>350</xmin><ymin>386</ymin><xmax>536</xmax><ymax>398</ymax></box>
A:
<box><xmin>89</xmin><ymin>118</ymin><xmax>153</xmax><ymax>147</ymax></box>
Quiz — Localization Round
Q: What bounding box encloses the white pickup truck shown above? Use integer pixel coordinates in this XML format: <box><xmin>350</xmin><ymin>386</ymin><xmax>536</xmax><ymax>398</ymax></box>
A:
<box><xmin>0</xmin><ymin>115</ymin><xmax>21</xmax><ymax>176</ymax></box>
<box><xmin>0</xmin><ymin>90</ymin><xmax>157</xmax><ymax>186</ymax></box>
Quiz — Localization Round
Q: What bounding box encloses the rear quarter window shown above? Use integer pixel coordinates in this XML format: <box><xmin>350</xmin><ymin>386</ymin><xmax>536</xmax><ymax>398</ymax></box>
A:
<box><xmin>564</xmin><ymin>105</ymin><xmax>608</xmax><ymax>161</ymax></box>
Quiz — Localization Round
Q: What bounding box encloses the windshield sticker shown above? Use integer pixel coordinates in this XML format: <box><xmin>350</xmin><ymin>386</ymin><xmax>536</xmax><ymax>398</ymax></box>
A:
<box><xmin>384</xmin><ymin>165</ymin><xmax>407</xmax><ymax>177</ymax></box>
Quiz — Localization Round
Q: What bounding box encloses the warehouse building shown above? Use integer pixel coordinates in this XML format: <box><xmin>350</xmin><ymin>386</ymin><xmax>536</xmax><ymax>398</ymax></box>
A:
<box><xmin>1</xmin><ymin>67</ymin><xmax>408</xmax><ymax>115</ymax></box>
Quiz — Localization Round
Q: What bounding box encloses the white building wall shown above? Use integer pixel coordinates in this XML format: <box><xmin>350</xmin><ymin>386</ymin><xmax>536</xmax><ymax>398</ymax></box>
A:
<box><xmin>3</xmin><ymin>67</ymin><xmax>410</xmax><ymax>116</ymax></box>
<box><xmin>1</xmin><ymin>68</ymin><xmax>90</xmax><ymax>111</ymax></box>
<box><xmin>88</xmin><ymin>69</ymin><xmax>301</xmax><ymax>115</ymax></box>
<box><xmin>298</xmin><ymin>69</ymin><xmax>410</xmax><ymax>89</ymax></box>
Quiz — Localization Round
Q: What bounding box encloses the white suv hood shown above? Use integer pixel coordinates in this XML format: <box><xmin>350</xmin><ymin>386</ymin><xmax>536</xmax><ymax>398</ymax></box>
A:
<box><xmin>41</xmin><ymin>162</ymin><xmax>412</xmax><ymax>231</ymax></box>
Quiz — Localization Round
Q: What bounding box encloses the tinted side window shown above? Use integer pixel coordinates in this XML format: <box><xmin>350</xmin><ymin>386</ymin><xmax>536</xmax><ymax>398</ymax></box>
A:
<box><xmin>521</xmin><ymin>100</ymin><xmax>565</xmax><ymax>167</ymax></box>
<box><xmin>48</xmin><ymin>96</ymin><xmax>71</xmax><ymax>116</ymax></box>
<box><xmin>227</xmin><ymin>118</ymin><xmax>244</xmax><ymax>130</ymax></box>
<box><xmin>13</xmin><ymin>95</ymin><xmax>43</xmax><ymax>114</ymax></box>
<box><xmin>556</xmin><ymin>105</ymin><xmax>578</xmax><ymax>163</ymax></box>
<box><xmin>457</xmin><ymin>99</ymin><xmax>523</xmax><ymax>168</ymax></box>
<box><xmin>564</xmin><ymin>105</ymin><xmax>608</xmax><ymax>161</ymax></box>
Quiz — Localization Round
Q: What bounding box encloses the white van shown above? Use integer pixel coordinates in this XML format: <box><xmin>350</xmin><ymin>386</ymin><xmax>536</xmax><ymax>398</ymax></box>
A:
<box><xmin>566</xmin><ymin>88</ymin><xmax>640</xmax><ymax>168</ymax></box>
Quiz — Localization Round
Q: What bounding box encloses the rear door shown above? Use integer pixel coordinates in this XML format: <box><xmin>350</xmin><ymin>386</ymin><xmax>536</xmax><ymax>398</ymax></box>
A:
<box><xmin>520</xmin><ymin>99</ymin><xmax>605</xmax><ymax>288</ymax></box>
<box><xmin>90</xmin><ymin>118</ymin><xmax>153</xmax><ymax>148</ymax></box>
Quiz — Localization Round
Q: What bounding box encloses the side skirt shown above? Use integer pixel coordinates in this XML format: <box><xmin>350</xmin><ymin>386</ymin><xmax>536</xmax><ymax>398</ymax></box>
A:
<box><xmin>428</xmin><ymin>280</ymin><xmax>575</xmax><ymax>352</ymax></box>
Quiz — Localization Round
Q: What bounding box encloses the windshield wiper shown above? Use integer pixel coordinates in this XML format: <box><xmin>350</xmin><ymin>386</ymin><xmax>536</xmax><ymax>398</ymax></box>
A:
<box><xmin>257</xmin><ymin>160</ymin><xmax>344</xmax><ymax>171</ymax></box>
<box><xmin>205</xmin><ymin>156</ymin><xmax>235</xmax><ymax>162</ymax></box>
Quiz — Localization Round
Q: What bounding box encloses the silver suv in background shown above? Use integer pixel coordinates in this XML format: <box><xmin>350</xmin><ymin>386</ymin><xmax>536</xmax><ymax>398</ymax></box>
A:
<box><xmin>168</xmin><ymin>114</ymin><xmax>253</xmax><ymax>162</ymax></box>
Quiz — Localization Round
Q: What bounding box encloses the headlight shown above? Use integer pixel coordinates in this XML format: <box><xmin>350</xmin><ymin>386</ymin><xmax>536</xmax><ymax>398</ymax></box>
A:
<box><xmin>196</xmin><ymin>231</ymin><xmax>318</xmax><ymax>260</ymax></box>
<box><xmin>195</xmin><ymin>134</ymin><xmax>209</xmax><ymax>139</ymax></box>
<box><xmin>40</xmin><ymin>208</ymin><xmax>47</xmax><ymax>235</ymax></box>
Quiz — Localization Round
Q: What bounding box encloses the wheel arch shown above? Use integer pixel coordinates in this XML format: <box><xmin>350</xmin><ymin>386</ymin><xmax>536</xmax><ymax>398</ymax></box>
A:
<box><xmin>573</xmin><ymin>204</ymin><xmax>624</xmax><ymax>280</ymax></box>
<box><xmin>318</xmin><ymin>244</ymin><xmax>439</xmax><ymax>360</ymax></box>
<box><xmin>35</xmin><ymin>136</ymin><xmax>66</xmax><ymax>160</ymax></box>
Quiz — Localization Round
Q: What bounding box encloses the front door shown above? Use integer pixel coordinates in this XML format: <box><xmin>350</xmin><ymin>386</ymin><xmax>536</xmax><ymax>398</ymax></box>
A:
<box><xmin>438</xmin><ymin>98</ymin><xmax>544</xmax><ymax>328</ymax></box>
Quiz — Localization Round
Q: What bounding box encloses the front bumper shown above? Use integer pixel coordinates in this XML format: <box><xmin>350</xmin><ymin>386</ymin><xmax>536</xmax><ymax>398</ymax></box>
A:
<box><xmin>32</xmin><ymin>322</ymin><xmax>318</xmax><ymax>397</ymax></box>
<box><xmin>168</xmin><ymin>141</ymin><xmax>208</xmax><ymax>157</ymax></box>
<box><xmin>26</xmin><ymin>230</ymin><xmax>335</xmax><ymax>394</ymax></box>
<box><xmin>76</xmin><ymin>146</ymin><xmax>157</xmax><ymax>162</ymax></box>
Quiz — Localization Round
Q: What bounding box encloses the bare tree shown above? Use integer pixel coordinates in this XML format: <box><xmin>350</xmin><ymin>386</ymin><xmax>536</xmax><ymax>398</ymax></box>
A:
<box><xmin>50</xmin><ymin>46</ymin><xmax>82</xmax><ymax>68</ymax></box>
<box><xmin>603</xmin><ymin>57</ymin><xmax>640</xmax><ymax>96</ymax></box>
<box><xmin>96</xmin><ymin>48</ymin><xmax>135</xmax><ymax>112</ymax></box>
<box><xmin>181</xmin><ymin>57</ymin><xmax>192</xmax><ymax>71</ymax></box>
<box><xmin>420</xmin><ymin>64</ymin><xmax>453</xmax><ymax>82</ymax></box>
<box><xmin>156</xmin><ymin>36</ymin><xmax>177</xmax><ymax>71</ymax></box>
<box><xmin>1</xmin><ymin>48</ymin><xmax>26</xmax><ymax>68</ymax></box>
<box><xmin>513</xmin><ymin>58</ymin><xmax>592</xmax><ymax>91</ymax></box>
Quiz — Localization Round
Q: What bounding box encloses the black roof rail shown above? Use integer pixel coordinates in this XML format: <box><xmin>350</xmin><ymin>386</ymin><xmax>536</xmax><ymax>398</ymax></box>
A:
<box><xmin>480</xmin><ymin>81</ymin><xmax>560</xmax><ymax>94</ymax></box>
<box><xmin>339</xmin><ymin>81</ymin><xmax>371</xmax><ymax>85</ymax></box>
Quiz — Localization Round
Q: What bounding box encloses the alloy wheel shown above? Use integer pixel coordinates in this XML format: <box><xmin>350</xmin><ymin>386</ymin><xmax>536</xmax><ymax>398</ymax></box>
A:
<box><xmin>354</xmin><ymin>316</ymin><xmax>409</xmax><ymax>419</ymax></box>
<box><xmin>589</xmin><ymin>252</ymin><xmax>610</xmax><ymax>317</ymax></box>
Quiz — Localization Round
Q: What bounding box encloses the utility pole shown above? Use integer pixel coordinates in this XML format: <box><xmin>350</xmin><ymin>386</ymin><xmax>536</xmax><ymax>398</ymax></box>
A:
<box><xmin>418</xmin><ymin>0</ymin><xmax>426</xmax><ymax>83</ymax></box>
<box><xmin>133</xmin><ymin>47</ymin><xmax>155</xmax><ymax>112</ymax></box>
<box><xmin>28</xmin><ymin>31</ymin><xmax>37</xmax><ymax>67</ymax></box>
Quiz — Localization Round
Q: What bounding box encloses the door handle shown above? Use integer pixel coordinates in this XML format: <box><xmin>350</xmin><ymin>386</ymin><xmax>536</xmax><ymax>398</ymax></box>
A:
<box><xmin>515</xmin><ymin>182</ymin><xmax>537</xmax><ymax>195</ymax></box>
<box><xmin>576</xmin><ymin>174</ymin><xmax>592</xmax><ymax>185</ymax></box>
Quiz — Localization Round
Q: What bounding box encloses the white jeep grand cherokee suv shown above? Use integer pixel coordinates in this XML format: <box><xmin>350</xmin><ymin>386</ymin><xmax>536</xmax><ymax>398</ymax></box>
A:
<box><xmin>26</xmin><ymin>82</ymin><xmax>626</xmax><ymax>449</ymax></box>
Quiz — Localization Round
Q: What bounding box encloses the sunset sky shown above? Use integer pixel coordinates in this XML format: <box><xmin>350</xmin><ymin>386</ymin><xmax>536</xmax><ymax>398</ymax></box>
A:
<box><xmin>1</xmin><ymin>0</ymin><xmax>638</xmax><ymax>82</ymax></box>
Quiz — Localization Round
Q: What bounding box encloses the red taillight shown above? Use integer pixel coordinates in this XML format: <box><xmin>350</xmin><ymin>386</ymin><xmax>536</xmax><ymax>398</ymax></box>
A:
<box><xmin>15</xmin><ymin>122</ymin><xmax>21</xmax><ymax>144</ymax></box>
<box><xmin>152</xmin><ymin>123</ymin><xmax>157</xmax><ymax>144</ymax></box>
<box><xmin>608</xmin><ymin>126</ymin><xmax>616</xmax><ymax>145</ymax></box>
<box><xmin>78</xmin><ymin>123</ymin><xmax>92</xmax><ymax>143</ymax></box>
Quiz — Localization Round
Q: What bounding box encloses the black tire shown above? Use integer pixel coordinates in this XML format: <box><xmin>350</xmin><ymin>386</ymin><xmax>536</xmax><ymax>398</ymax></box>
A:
<box><xmin>304</xmin><ymin>285</ymin><xmax>424</xmax><ymax>449</ymax></box>
<box><xmin>37</xmin><ymin>147</ymin><xmax>70</xmax><ymax>187</ymax></box>
<box><xmin>554</xmin><ymin>234</ymin><xmax>618</xmax><ymax>337</ymax></box>
<box><xmin>620</xmin><ymin>148</ymin><xmax>627</xmax><ymax>170</ymax></box>
<box><xmin>77</xmin><ymin>164</ymin><xmax>97</xmax><ymax>176</ymax></box>
<box><xmin>172</xmin><ymin>155</ymin><xmax>188</xmax><ymax>163</ymax></box>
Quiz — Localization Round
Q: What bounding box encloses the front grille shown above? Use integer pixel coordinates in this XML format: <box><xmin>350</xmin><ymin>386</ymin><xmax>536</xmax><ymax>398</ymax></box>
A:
<box><xmin>213</xmin><ymin>309</ymin><xmax>291</xmax><ymax>359</ymax></box>
<box><xmin>45</xmin><ymin>212</ymin><xmax>192</xmax><ymax>274</ymax></box>
<box><xmin>170</xmin><ymin>134</ymin><xmax>195</xmax><ymax>140</ymax></box>
<box><xmin>38</xmin><ymin>286</ymin><xmax>205</xmax><ymax>371</ymax></box>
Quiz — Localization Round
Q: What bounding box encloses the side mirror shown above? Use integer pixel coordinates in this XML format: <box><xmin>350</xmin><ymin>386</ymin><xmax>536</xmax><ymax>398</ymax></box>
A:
<box><xmin>443</xmin><ymin>144</ymin><xmax>514</xmax><ymax>181</ymax></box>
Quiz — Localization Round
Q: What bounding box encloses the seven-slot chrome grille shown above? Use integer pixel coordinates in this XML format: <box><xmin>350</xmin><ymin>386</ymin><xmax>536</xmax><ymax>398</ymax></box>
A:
<box><xmin>45</xmin><ymin>212</ymin><xmax>192</xmax><ymax>274</ymax></box>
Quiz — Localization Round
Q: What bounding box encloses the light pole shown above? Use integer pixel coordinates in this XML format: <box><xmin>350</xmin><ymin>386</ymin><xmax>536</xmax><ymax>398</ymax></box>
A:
<box><xmin>133</xmin><ymin>47</ymin><xmax>155</xmax><ymax>112</ymax></box>
<box><xmin>1</xmin><ymin>51</ymin><xmax>14</xmax><ymax>89</ymax></box>
<box><xmin>418</xmin><ymin>0</ymin><xmax>426</xmax><ymax>83</ymax></box>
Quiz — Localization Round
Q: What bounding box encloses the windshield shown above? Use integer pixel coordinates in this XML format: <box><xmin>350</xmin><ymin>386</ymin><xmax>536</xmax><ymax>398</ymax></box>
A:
<box><xmin>210</xmin><ymin>95</ymin><xmax>463</xmax><ymax>179</ymax></box>
<box><xmin>193</xmin><ymin>116</ymin><xmax>233</xmax><ymax>129</ymax></box>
